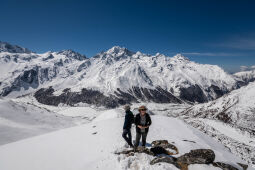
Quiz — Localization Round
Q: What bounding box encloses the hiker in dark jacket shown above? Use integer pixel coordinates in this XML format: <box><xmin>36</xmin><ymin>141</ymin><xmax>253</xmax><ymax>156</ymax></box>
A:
<box><xmin>134</xmin><ymin>105</ymin><xmax>152</xmax><ymax>148</ymax></box>
<box><xmin>122</xmin><ymin>105</ymin><xmax>134</xmax><ymax>147</ymax></box>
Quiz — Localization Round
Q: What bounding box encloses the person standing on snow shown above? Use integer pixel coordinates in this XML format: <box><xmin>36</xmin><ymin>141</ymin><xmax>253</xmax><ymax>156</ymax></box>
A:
<box><xmin>134</xmin><ymin>105</ymin><xmax>152</xmax><ymax>148</ymax></box>
<box><xmin>122</xmin><ymin>105</ymin><xmax>134</xmax><ymax>147</ymax></box>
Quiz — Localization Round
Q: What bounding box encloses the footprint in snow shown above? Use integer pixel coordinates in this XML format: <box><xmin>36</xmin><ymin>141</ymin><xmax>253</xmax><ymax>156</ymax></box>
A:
<box><xmin>183</xmin><ymin>139</ymin><xmax>196</xmax><ymax>143</ymax></box>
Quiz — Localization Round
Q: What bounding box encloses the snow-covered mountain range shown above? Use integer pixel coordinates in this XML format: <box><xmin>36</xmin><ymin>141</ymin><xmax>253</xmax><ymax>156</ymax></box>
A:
<box><xmin>0</xmin><ymin>41</ymin><xmax>252</xmax><ymax>108</ymax></box>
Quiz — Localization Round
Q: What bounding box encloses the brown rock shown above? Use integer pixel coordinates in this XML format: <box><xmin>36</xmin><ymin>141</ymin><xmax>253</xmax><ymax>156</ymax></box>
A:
<box><xmin>177</xmin><ymin>149</ymin><xmax>215</xmax><ymax>165</ymax></box>
<box><xmin>150</xmin><ymin>156</ymin><xmax>180</xmax><ymax>169</ymax></box>
<box><xmin>213</xmin><ymin>162</ymin><xmax>239</xmax><ymax>170</ymax></box>
<box><xmin>237</xmin><ymin>162</ymin><xmax>248</xmax><ymax>170</ymax></box>
<box><xmin>150</xmin><ymin>146</ymin><xmax>173</xmax><ymax>156</ymax></box>
<box><xmin>151</xmin><ymin>140</ymin><xmax>179</xmax><ymax>155</ymax></box>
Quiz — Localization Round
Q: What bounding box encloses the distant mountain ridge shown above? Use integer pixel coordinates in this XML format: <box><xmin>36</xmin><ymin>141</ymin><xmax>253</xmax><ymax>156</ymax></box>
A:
<box><xmin>0</xmin><ymin>42</ymin><xmax>253</xmax><ymax>107</ymax></box>
<box><xmin>0</xmin><ymin>41</ymin><xmax>32</xmax><ymax>53</ymax></box>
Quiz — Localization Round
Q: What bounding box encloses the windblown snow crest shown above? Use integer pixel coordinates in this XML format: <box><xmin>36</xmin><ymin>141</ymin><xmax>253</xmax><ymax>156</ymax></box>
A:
<box><xmin>0</xmin><ymin>42</ymin><xmax>251</xmax><ymax>108</ymax></box>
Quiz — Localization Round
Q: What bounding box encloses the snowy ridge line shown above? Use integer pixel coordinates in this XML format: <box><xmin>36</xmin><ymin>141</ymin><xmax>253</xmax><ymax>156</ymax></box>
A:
<box><xmin>0</xmin><ymin>42</ymin><xmax>251</xmax><ymax>107</ymax></box>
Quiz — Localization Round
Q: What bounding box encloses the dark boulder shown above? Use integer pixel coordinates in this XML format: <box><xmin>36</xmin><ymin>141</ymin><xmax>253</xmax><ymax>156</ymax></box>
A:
<box><xmin>237</xmin><ymin>163</ymin><xmax>248</xmax><ymax>170</ymax></box>
<box><xmin>150</xmin><ymin>156</ymin><xmax>179</xmax><ymax>168</ymax></box>
<box><xmin>212</xmin><ymin>162</ymin><xmax>239</xmax><ymax>170</ymax></box>
<box><xmin>150</xmin><ymin>146</ymin><xmax>173</xmax><ymax>156</ymax></box>
<box><xmin>177</xmin><ymin>149</ymin><xmax>215</xmax><ymax>165</ymax></box>
<box><xmin>151</xmin><ymin>149</ymin><xmax>215</xmax><ymax>169</ymax></box>
<box><xmin>151</xmin><ymin>140</ymin><xmax>179</xmax><ymax>155</ymax></box>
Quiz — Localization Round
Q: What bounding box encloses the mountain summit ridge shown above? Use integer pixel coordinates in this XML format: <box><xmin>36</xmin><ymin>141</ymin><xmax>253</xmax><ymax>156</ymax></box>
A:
<box><xmin>0</xmin><ymin>41</ymin><xmax>252</xmax><ymax>107</ymax></box>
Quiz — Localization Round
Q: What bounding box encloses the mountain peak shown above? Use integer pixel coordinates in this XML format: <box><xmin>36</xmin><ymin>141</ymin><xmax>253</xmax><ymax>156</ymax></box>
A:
<box><xmin>57</xmin><ymin>49</ymin><xmax>86</xmax><ymax>61</ymax></box>
<box><xmin>0</xmin><ymin>41</ymin><xmax>32</xmax><ymax>54</ymax></box>
<box><xmin>172</xmin><ymin>53</ymin><xmax>189</xmax><ymax>61</ymax></box>
<box><xmin>107</xmin><ymin>46</ymin><xmax>125</xmax><ymax>53</ymax></box>
<box><xmin>106</xmin><ymin>46</ymin><xmax>135</xmax><ymax>56</ymax></box>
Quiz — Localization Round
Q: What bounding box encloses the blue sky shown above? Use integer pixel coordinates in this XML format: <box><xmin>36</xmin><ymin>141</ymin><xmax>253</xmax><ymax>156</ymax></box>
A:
<box><xmin>0</xmin><ymin>0</ymin><xmax>255</xmax><ymax>72</ymax></box>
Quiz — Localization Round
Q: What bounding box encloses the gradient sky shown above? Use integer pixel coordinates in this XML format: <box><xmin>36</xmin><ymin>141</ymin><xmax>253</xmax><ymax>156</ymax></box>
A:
<box><xmin>1</xmin><ymin>0</ymin><xmax>255</xmax><ymax>72</ymax></box>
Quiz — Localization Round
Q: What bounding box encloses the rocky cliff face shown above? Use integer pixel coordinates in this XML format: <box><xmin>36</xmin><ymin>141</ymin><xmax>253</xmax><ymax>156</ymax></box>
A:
<box><xmin>34</xmin><ymin>86</ymin><xmax>182</xmax><ymax>108</ymax></box>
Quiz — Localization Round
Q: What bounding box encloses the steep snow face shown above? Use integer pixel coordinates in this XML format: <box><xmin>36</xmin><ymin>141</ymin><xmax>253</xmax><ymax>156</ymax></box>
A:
<box><xmin>180</xmin><ymin>81</ymin><xmax>255</xmax><ymax>165</ymax></box>
<box><xmin>0</xmin><ymin>114</ymin><xmax>252</xmax><ymax>170</ymax></box>
<box><xmin>0</xmin><ymin>43</ymin><xmax>242</xmax><ymax>107</ymax></box>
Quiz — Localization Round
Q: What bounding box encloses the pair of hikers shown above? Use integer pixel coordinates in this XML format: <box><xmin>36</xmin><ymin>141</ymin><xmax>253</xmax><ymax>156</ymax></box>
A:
<box><xmin>122</xmin><ymin>105</ymin><xmax>152</xmax><ymax>148</ymax></box>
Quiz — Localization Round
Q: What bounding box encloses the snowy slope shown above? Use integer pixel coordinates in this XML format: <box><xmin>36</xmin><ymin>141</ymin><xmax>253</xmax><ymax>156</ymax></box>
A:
<box><xmin>0</xmin><ymin>113</ymin><xmax>252</xmax><ymax>170</ymax></box>
<box><xmin>180</xmin><ymin>81</ymin><xmax>255</xmax><ymax>166</ymax></box>
<box><xmin>0</xmin><ymin>95</ymin><xmax>121</xmax><ymax>145</ymax></box>
<box><xmin>0</xmin><ymin>98</ymin><xmax>75</xmax><ymax>145</ymax></box>
<box><xmin>0</xmin><ymin>42</ymin><xmax>244</xmax><ymax>107</ymax></box>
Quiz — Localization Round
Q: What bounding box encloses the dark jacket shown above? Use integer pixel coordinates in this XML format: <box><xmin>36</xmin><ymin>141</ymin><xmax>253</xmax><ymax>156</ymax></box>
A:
<box><xmin>135</xmin><ymin>113</ymin><xmax>152</xmax><ymax>133</ymax></box>
<box><xmin>123</xmin><ymin>110</ymin><xmax>134</xmax><ymax>129</ymax></box>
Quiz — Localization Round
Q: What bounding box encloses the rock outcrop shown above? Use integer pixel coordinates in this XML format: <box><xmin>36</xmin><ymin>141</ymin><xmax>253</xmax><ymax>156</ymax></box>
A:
<box><xmin>116</xmin><ymin>140</ymin><xmax>246</xmax><ymax>170</ymax></box>
<box><xmin>212</xmin><ymin>162</ymin><xmax>239</xmax><ymax>170</ymax></box>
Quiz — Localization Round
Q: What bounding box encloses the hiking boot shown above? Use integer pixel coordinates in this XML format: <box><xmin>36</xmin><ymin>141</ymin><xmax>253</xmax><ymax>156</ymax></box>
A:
<box><xmin>129</xmin><ymin>143</ymin><xmax>134</xmax><ymax>148</ymax></box>
<box><xmin>124</xmin><ymin>143</ymin><xmax>129</xmax><ymax>148</ymax></box>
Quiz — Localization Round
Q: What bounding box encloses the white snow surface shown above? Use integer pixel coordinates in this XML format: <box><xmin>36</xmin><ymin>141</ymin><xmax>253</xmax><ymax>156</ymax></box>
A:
<box><xmin>0</xmin><ymin>113</ymin><xmax>252</xmax><ymax>170</ymax></box>
<box><xmin>0</xmin><ymin>98</ymin><xmax>75</xmax><ymax>145</ymax></box>
<box><xmin>202</xmin><ymin>119</ymin><xmax>255</xmax><ymax>146</ymax></box>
